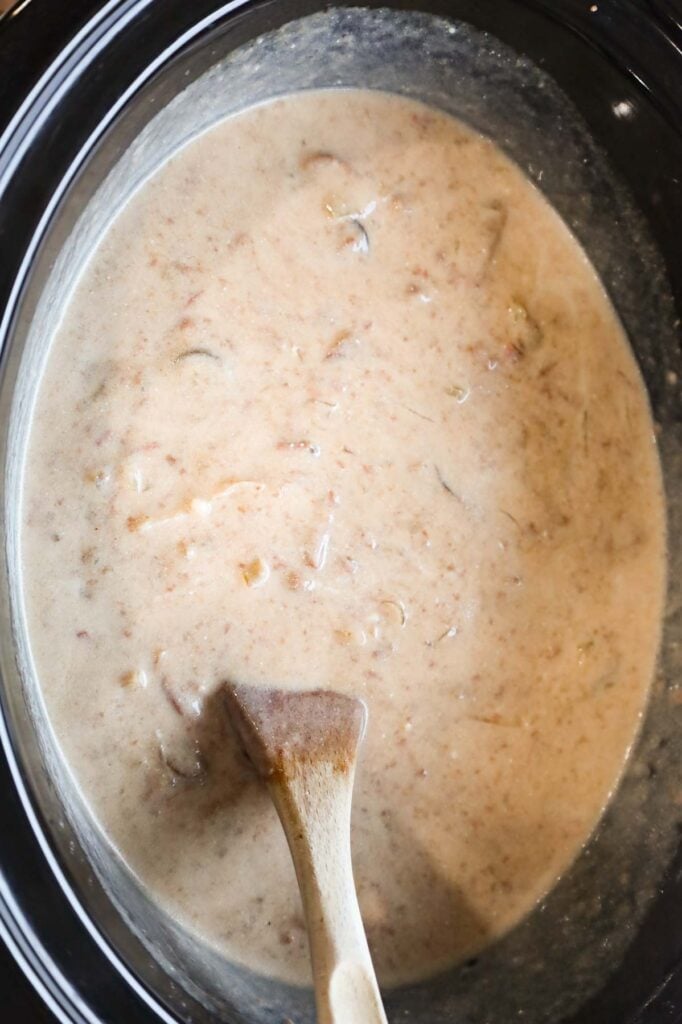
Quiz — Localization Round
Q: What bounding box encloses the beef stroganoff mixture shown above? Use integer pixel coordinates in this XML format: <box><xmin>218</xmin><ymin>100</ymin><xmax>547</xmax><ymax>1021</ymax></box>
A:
<box><xmin>22</xmin><ymin>91</ymin><xmax>664</xmax><ymax>985</ymax></box>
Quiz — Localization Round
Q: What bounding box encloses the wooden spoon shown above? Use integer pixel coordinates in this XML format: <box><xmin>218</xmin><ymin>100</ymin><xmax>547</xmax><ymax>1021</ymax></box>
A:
<box><xmin>223</xmin><ymin>683</ymin><xmax>388</xmax><ymax>1024</ymax></box>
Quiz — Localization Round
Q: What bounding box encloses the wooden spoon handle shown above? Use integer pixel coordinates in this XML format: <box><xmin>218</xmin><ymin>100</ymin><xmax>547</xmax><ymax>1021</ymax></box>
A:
<box><xmin>270</xmin><ymin>760</ymin><xmax>388</xmax><ymax>1024</ymax></box>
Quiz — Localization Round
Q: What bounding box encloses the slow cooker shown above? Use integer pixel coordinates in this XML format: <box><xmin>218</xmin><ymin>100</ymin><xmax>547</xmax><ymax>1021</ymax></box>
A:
<box><xmin>0</xmin><ymin>1</ymin><xmax>680</xmax><ymax>1022</ymax></box>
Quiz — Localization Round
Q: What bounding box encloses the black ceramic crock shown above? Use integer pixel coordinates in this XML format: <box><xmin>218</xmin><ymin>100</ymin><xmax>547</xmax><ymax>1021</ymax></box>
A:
<box><xmin>0</xmin><ymin>2</ymin><xmax>680</xmax><ymax>1023</ymax></box>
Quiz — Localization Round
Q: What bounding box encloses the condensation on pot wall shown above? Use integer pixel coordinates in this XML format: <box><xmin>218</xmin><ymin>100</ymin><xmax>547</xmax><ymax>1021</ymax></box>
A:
<box><xmin>6</xmin><ymin>8</ymin><xmax>681</xmax><ymax>1024</ymax></box>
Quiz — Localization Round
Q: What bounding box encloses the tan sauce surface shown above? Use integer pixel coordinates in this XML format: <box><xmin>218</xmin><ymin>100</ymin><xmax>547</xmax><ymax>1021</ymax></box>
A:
<box><xmin>22</xmin><ymin>90</ymin><xmax>665</xmax><ymax>987</ymax></box>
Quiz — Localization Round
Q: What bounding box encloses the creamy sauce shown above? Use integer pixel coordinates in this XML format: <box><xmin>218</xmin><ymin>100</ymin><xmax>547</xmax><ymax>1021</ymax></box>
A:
<box><xmin>22</xmin><ymin>90</ymin><xmax>664</xmax><ymax>987</ymax></box>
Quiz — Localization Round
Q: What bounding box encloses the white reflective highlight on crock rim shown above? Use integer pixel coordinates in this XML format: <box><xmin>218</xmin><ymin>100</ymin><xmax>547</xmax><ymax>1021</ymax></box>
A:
<box><xmin>0</xmin><ymin>872</ymin><xmax>100</xmax><ymax>1024</ymax></box>
<box><xmin>0</xmin><ymin>0</ymin><xmax>251</xmax><ymax>1019</ymax></box>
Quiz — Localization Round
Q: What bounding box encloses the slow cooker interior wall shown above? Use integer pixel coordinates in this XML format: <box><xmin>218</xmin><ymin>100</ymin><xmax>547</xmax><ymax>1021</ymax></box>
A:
<box><xmin>1</xmin><ymin>5</ymin><xmax>680</xmax><ymax>1024</ymax></box>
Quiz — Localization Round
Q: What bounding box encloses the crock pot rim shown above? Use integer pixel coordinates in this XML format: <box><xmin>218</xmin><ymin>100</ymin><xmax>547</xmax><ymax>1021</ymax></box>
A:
<box><xmin>0</xmin><ymin>2</ymin><xmax>680</xmax><ymax>1023</ymax></box>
